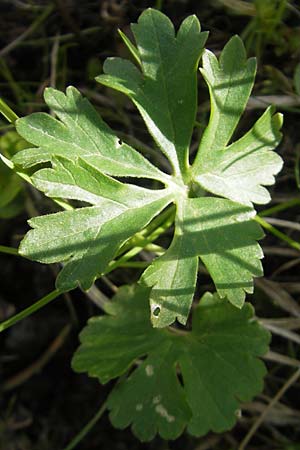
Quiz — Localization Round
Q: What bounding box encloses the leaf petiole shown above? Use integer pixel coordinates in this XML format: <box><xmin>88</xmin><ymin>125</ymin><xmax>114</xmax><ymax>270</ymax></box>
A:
<box><xmin>0</xmin><ymin>288</ymin><xmax>61</xmax><ymax>333</ymax></box>
<box><xmin>62</xmin><ymin>400</ymin><xmax>108</xmax><ymax>450</ymax></box>
<box><xmin>106</xmin><ymin>210</ymin><xmax>174</xmax><ymax>275</ymax></box>
<box><xmin>0</xmin><ymin>244</ymin><xmax>19</xmax><ymax>256</ymax></box>
<box><xmin>117</xmin><ymin>205</ymin><xmax>175</xmax><ymax>255</ymax></box>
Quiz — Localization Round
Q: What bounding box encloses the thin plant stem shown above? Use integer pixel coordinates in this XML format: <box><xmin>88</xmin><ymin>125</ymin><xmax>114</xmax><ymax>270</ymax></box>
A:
<box><xmin>255</xmin><ymin>216</ymin><xmax>300</xmax><ymax>252</ymax></box>
<box><xmin>118</xmin><ymin>205</ymin><xmax>175</xmax><ymax>255</ymax></box>
<box><xmin>62</xmin><ymin>400</ymin><xmax>107</xmax><ymax>450</ymax></box>
<box><xmin>0</xmin><ymin>210</ymin><xmax>173</xmax><ymax>328</ymax></box>
<box><xmin>0</xmin><ymin>97</ymin><xmax>19</xmax><ymax>123</ymax></box>
<box><xmin>0</xmin><ymin>289</ymin><xmax>61</xmax><ymax>333</ymax></box>
<box><xmin>0</xmin><ymin>245</ymin><xmax>19</xmax><ymax>256</ymax></box>
<box><xmin>259</xmin><ymin>198</ymin><xmax>300</xmax><ymax>217</ymax></box>
<box><xmin>106</xmin><ymin>211</ymin><xmax>174</xmax><ymax>274</ymax></box>
<box><xmin>117</xmin><ymin>261</ymin><xmax>150</xmax><ymax>268</ymax></box>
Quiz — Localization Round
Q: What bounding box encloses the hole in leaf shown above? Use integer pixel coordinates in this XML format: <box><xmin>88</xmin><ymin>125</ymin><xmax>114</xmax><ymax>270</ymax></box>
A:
<box><xmin>153</xmin><ymin>306</ymin><xmax>160</xmax><ymax>317</ymax></box>
<box><xmin>118</xmin><ymin>139</ymin><xmax>123</xmax><ymax>146</ymax></box>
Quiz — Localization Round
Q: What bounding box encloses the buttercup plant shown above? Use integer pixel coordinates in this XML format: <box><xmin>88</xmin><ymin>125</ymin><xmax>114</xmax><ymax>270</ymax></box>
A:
<box><xmin>3</xmin><ymin>8</ymin><xmax>283</xmax><ymax>442</ymax></box>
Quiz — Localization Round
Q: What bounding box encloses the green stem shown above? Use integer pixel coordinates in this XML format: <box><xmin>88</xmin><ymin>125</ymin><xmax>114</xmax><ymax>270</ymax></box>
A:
<box><xmin>0</xmin><ymin>289</ymin><xmax>61</xmax><ymax>333</ymax></box>
<box><xmin>106</xmin><ymin>210</ymin><xmax>174</xmax><ymax>274</ymax></box>
<box><xmin>119</xmin><ymin>205</ymin><xmax>175</xmax><ymax>255</ymax></box>
<box><xmin>255</xmin><ymin>216</ymin><xmax>300</xmax><ymax>252</ymax></box>
<box><xmin>259</xmin><ymin>198</ymin><xmax>300</xmax><ymax>217</ymax></box>
<box><xmin>62</xmin><ymin>401</ymin><xmax>107</xmax><ymax>450</ymax></box>
<box><xmin>117</xmin><ymin>261</ymin><xmax>150</xmax><ymax>268</ymax></box>
<box><xmin>0</xmin><ymin>153</ymin><xmax>74</xmax><ymax>212</ymax></box>
<box><xmin>0</xmin><ymin>208</ymin><xmax>173</xmax><ymax>330</ymax></box>
<box><xmin>141</xmin><ymin>205</ymin><xmax>175</xmax><ymax>237</ymax></box>
<box><xmin>0</xmin><ymin>97</ymin><xmax>19</xmax><ymax>123</ymax></box>
<box><xmin>0</xmin><ymin>245</ymin><xmax>19</xmax><ymax>256</ymax></box>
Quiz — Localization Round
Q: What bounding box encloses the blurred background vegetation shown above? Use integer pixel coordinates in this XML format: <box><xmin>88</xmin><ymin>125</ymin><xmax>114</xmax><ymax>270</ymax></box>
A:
<box><xmin>0</xmin><ymin>1</ymin><xmax>300</xmax><ymax>449</ymax></box>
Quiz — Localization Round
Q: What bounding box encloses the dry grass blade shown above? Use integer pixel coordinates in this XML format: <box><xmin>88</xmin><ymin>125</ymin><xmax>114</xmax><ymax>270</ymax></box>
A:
<box><xmin>244</xmin><ymin>400</ymin><xmax>300</xmax><ymax>426</ymax></box>
<box><xmin>255</xmin><ymin>279</ymin><xmax>300</xmax><ymax>317</ymax></box>
<box><xmin>238</xmin><ymin>368</ymin><xmax>300</xmax><ymax>450</ymax></box>
<box><xmin>264</xmin><ymin>351</ymin><xmax>300</xmax><ymax>369</ymax></box>
<box><xmin>3</xmin><ymin>323</ymin><xmax>71</xmax><ymax>391</ymax></box>
<box><xmin>260</xmin><ymin>320</ymin><xmax>300</xmax><ymax>345</ymax></box>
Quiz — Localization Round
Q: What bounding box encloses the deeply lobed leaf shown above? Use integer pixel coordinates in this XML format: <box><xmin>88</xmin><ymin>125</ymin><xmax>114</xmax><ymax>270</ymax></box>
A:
<box><xmin>13</xmin><ymin>9</ymin><xmax>283</xmax><ymax>327</ymax></box>
<box><xmin>72</xmin><ymin>285</ymin><xmax>270</xmax><ymax>441</ymax></box>
<box><xmin>19</xmin><ymin>157</ymin><xmax>172</xmax><ymax>290</ymax></box>
<box><xmin>97</xmin><ymin>8</ymin><xmax>208</xmax><ymax>176</ymax></box>
<box><xmin>13</xmin><ymin>86</ymin><xmax>166</xmax><ymax>182</ymax></box>
<box><xmin>142</xmin><ymin>197</ymin><xmax>264</xmax><ymax>327</ymax></box>
<box><xmin>192</xmin><ymin>36</ymin><xmax>283</xmax><ymax>206</ymax></box>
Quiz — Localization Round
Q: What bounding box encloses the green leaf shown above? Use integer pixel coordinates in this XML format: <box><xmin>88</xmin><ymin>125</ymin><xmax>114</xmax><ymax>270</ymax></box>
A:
<box><xmin>195</xmin><ymin>36</ymin><xmax>257</xmax><ymax>160</ymax></box>
<box><xmin>13</xmin><ymin>10</ymin><xmax>283</xmax><ymax>325</ymax></box>
<box><xmin>32</xmin><ymin>156</ymin><xmax>166</xmax><ymax>207</ymax></box>
<box><xmin>182</xmin><ymin>198</ymin><xmax>264</xmax><ymax>307</ymax></box>
<box><xmin>97</xmin><ymin>8</ymin><xmax>208</xmax><ymax>175</ymax></box>
<box><xmin>72</xmin><ymin>284</ymin><xmax>270</xmax><ymax>441</ymax></box>
<box><xmin>142</xmin><ymin>197</ymin><xmax>263</xmax><ymax>326</ymax></box>
<box><xmin>118</xmin><ymin>29</ymin><xmax>141</xmax><ymax>66</ymax></box>
<box><xmin>141</xmin><ymin>203</ymin><xmax>199</xmax><ymax>326</ymax></box>
<box><xmin>192</xmin><ymin>37</ymin><xmax>283</xmax><ymax>206</ymax></box>
<box><xmin>13</xmin><ymin>86</ymin><xmax>166</xmax><ymax>183</ymax></box>
<box><xmin>19</xmin><ymin>157</ymin><xmax>172</xmax><ymax>291</ymax></box>
<box><xmin>194</xmin><ymin>107</ymin><xmax>283</xmax><ymax>206</ymax></box>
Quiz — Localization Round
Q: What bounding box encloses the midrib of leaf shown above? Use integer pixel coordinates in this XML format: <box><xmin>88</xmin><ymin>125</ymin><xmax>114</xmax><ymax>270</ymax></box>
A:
<box><xmin>199</xmin><ymin>64</ymin><xmax>235</xmax><ymax>162</ymax></box>
<box><xmin>38</xmin><ymin>179</ymin><xmax>131</xmax><ymax>208</ymax></box>
<box><xmin>219</xmin><ymin>146</ymin><xmax>263</xmax><ymax>172</ymax></box>
<box><xmin>50</xmin><ymin>93</ymin><xmax>102</xmax><ymax>153</ymax></box>
<box><xmin>69</xmin><ymin>166</ymin><xmax>135</xmax><ymax>208</ymax></box>
<box><xmin>195</xmin><ymin>205</ymin><xmax>248</xmax><ymax>302</ymax></box>
<box><xmin>194</xmin><ymin>55</ymin><xmax>253</xmax><ymax>174</ymax></box>
<box><xmin>87</xmin><ymin>153</ymin><xmax>169</xmax><ymax>184</ymax></box>
<box><xmin>48</xmin><ymin>92</ymin><xmax>170</xmax><ymax>184</ymax></box>
<box><xmin>25</xmin><ymin>122</ymin><xmax>83</xmax><ymax>152</ymax></box>
<box><xmin>65</xmin><ymin>223</ymin><xmax>103</xmax><ymax>282</ymax></box>
<box><xmin>206</xmin><ymin>341</ymin><xmax>257</xmax><ymax>387</ymax></box>
<box><xmin>183</xmin><ymin>350</ymin><xmax>229</xmax><ymax>423</ymax></box>
<box><xmin>164</xmin><ymin>234</ymin><xmax>183</xmax><ymax>295</ymax></box>
<box><xmin>149</xmin><ymin>12</ymin><xmax>181</xmax><ymax>177</ymax></box>
<box><xmin>26</xmin><ymin>210</ymin><xmax>117</xmax><ymax>249</ymax></box>
<box><xmin>205</xmin><ymin>173</ymin><xmax>267</xmax><ymax>203</ymax></box>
